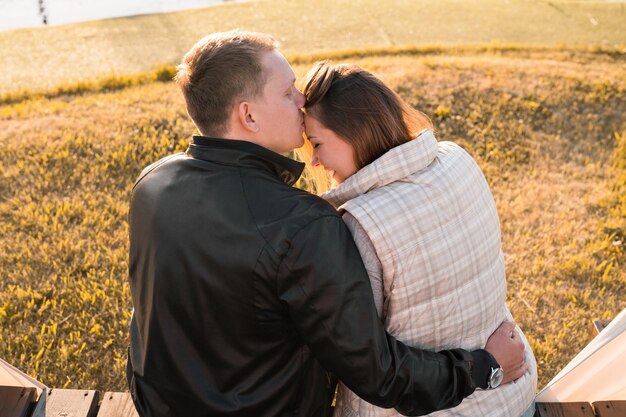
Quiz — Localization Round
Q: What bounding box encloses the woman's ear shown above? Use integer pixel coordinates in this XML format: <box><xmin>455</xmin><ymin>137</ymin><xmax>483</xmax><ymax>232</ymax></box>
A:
<box><xmin>237</xmin><ymin>101</ymin><xmax>260</xmax><ymax>133</ymax></box>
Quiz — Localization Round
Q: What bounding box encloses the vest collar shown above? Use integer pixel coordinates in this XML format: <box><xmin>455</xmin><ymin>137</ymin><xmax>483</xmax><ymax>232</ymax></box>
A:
<box><xmin>322</xmin><ymin>130</ymin><xmax>438</xmax><ymax>207</ymax></box>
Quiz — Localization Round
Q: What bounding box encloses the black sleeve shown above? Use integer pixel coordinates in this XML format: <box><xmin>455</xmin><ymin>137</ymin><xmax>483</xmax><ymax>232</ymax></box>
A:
<box><xmin>277</xmin><ymin>215</ymin><xmax>490</xmax><ymax>415</ymax></box>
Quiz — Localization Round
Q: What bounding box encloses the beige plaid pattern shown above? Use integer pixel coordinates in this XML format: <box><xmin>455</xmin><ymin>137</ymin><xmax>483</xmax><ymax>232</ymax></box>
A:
<box><xmin>323</xmin><ymin>130</ymin><xmax>537</xmax><ymax>417</ymax></box>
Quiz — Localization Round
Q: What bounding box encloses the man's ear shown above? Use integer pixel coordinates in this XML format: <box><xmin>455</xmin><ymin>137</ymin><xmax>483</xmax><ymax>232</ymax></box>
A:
<box><xmin>236</xmin><ymin>101</ymin><xmax>260</xmax><ymax>133</ymax></box>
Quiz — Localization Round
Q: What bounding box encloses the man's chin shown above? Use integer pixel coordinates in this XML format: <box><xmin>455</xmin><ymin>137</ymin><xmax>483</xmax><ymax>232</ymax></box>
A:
<box><xmin>270</xmin><ymin>138</ymin><xmax>303</xmax><ymax>154</ymax></box>
<box><xmin>289</xmin><ymin>136</ymin><xmax>305</xmax><ymax>152</ymax></box>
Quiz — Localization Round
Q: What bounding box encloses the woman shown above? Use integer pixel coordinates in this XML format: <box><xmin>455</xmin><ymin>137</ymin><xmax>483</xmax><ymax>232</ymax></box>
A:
<box><xmin>299</xmin><ymin>62</ymin><xmax>537</xmax><ymax>417</ymax></box>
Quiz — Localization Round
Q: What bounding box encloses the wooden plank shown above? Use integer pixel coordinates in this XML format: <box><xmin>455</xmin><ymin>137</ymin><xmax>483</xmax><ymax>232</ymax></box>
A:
<box><xmin>536</xmin><ymin>401</ymin><xmax>596</xmax><ymax>417</ymax></box>
<box><xmin>591</xmin><ymin>319</ymin><xmax>611</xmax><ymax>336</ymax></box>
<box><xmin>45</xmin><ymin>389</ymin><xmax>99</xmax><ymax>417</ymax></box>
<box><xmin>0</xmin><ymin>386</ymin><xmax>35</xmax><ymax>417</ymax></box>
<box><xmin>30</xmin><ymin>388</ymin><xmax>47</xmax><ymax>417</ymax></box>
<box><xmin>594</xmin><ymin>401</ymin><xmax>626</xmax><ymax>417</ymax></box>
<box><xmin>96</xmin><ymin>392</ymin><xmax>139</xmax><ymax>417</ymax></box>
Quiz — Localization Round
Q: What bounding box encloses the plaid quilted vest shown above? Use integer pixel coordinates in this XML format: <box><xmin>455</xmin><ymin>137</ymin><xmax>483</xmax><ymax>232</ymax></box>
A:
<box><xmin>323</xmin><ymin>130</ymin><xmax>537</xmax><ymax>417</ymax></box>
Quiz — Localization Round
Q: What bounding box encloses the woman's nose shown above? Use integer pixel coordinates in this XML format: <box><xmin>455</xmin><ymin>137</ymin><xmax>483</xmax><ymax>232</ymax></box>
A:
<box><xmin>311</xmin><ymin>154</ymin><xmax>320</xmax><ymax>167</ymax></box>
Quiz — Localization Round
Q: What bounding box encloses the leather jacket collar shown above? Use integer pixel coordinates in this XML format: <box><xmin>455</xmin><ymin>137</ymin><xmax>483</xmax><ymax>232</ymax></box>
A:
<box><xmin>187</xmin><ymin>136</ymin><xmax>305</xmax><ymax>186</ymax></box>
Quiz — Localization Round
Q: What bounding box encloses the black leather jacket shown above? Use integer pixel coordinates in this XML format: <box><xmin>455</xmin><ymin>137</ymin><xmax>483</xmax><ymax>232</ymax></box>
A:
<box><xmin>127</xmin><ymin>136</ymin><xmax>493</xmax><ymax>417</ymax></box>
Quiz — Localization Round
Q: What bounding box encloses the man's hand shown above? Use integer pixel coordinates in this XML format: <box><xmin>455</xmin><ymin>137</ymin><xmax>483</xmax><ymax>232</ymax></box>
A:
<box><xmin>485</xmin><ymin>320</ymin><xmax>527</xmax><ymax>385</ymax></box>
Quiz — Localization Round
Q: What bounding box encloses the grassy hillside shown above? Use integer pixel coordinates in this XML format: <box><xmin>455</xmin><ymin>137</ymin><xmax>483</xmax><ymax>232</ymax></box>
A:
<box><xmin>1</xmin><ymin>0</ymin><xmax>625</xmax><ymax>94</ymax></box>
<box><xmin>1</xmin><ymin>46</ymin><xmax>624</xmax><ymax>392</ymax></box>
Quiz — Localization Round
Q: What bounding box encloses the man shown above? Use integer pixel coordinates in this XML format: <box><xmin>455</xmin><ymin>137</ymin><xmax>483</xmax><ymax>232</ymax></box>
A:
<box><xmin>127</xmin><ymin>30</ymin><xmax>527</xmax><ymax>417</ymax></box>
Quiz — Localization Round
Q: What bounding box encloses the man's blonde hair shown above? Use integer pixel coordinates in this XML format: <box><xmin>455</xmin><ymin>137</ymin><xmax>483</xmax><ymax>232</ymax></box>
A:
<box><xmin>175</xmin><ymin>30</ymin><xmax>277</xmax><ymax>137</ymax></box>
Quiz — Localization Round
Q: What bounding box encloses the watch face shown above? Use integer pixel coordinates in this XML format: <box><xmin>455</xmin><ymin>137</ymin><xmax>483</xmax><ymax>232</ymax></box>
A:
<box><xmin>489</xmin><ymin>367</ymin><xmax>504</xmax><ymax>389</ymax></box>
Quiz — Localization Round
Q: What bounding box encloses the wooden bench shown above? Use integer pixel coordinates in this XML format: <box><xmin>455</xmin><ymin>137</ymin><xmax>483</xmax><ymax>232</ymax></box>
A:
<box><xmin>0</xmin><ymin>388</ymin><xmax>139</xmax><ymax>417</ymax></box>
<box><xmin>536</xmin><ymin>318</ymin><xmax>624</xmax><ymax>417</ymax></box>
<box><xmin>7</xmin><ymin>387</ymin><xmax>625</xmax><ymax>417</ymax></box>
<box><xmin>536</xmin><ymin>401</ymin><xmax>626</xmax><ymax>417</ymax></box>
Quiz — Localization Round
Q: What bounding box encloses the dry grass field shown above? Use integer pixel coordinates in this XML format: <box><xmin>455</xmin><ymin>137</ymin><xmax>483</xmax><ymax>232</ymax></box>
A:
<box><xmin>0</xmin><ymin>0</ymin><xmax>625</xmax><ymax>398</ymax></box>
<box><xmin>1</xmin><ymin>46</ymin><xmax>624</xmax><ymax>392</ymax></box>
<box><xmin>1</xmin><ymin>0</ymin><xmax>624</xmax><ymax>95</ymax></box>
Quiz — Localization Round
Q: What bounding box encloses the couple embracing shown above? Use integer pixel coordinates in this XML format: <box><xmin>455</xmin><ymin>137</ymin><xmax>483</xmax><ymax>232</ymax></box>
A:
<box><xmin>126</xmin><ymin>30</ymin><xmax>537</xmax><ymax>417</ymax></box>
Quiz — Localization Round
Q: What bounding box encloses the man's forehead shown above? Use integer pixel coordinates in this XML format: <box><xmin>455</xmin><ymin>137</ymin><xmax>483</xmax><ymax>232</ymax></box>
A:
<box><xmin>262</xmin><ymin>50</ymin><xmax>295</xmax><ymax>84</ymax></box>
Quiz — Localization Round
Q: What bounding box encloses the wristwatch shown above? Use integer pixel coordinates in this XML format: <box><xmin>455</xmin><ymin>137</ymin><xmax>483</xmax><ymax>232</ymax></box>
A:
<box><xmin>487</xmin><ymin>366</ymin><xmax>504</xmax><ymax>389</ymax></box>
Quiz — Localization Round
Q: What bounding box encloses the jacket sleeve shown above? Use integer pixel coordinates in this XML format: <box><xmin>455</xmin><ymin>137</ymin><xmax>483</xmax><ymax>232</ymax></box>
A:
<box><xmin>277</xmin><ymin>215</ymin><xmax>491</xmax><ymax>415</ymax></box>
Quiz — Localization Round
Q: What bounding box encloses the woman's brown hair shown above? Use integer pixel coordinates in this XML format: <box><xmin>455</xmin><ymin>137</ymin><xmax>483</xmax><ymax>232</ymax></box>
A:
<box><xmin>301</xmin><ymin>61</ymin><xmax>432</xmax><ymax>171</ymax></box>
